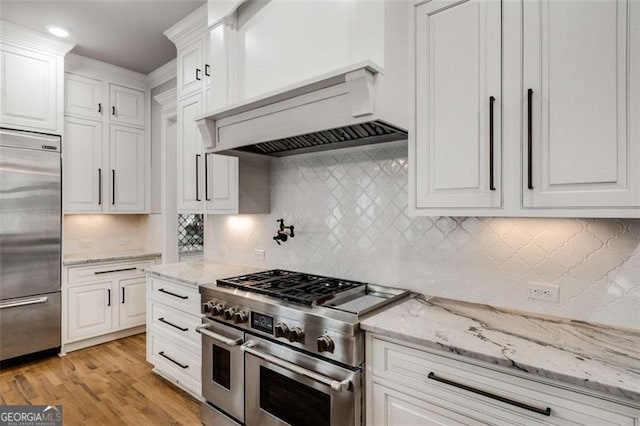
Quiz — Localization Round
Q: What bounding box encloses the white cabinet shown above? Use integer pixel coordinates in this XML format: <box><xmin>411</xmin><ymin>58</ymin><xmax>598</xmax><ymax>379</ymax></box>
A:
<box><xmin>414</xmin><ymin>0</ymin><xmax>501</xmax><ymax>210</ymax></box>
<box><xmin>177</xmin><ymin>93</ymin><xmax>205</xmax><ymax>213</ymax></box>
<box><xmin>146</xmin><ymin>274</ymin><xmax>202</xmax><ymax>398</ymax></box>
<box><xmin>67</xmin><ymin>281</ymin><xmax>113</xmax><ymax>341</ymax></box>
<box><xmin>0</xmin><ymin>22</ymin><xmax>73</xmax><ymax>134</ymax></box>
<box><xmin>63</xmin><ymin>54</ymin><xmax>150</xmax><ymax>214</ymax></box>
<box><xmin>168</xmin><ymin>10</ymin><xmax>270</xmax><ymax>216</ymax></box>
<box><xmin>366</xmin><ymin>334</ymin><xmax>640</xmax><ymax>426</ymax></box>
<box><xmin>65</xmin><ymin>73</ymin><xmax>103</xmax><ymax>120</ymax></box>
<box><xmin>110</xmin><ymin>83</ymin><xmax>145</xmax><ymax>128</ymax></box>
<box><xmin>109</xmin><ymin>125</ymin><xmax>145</xmax><ymax>212</ymax></box>
<box><xmin>63</xmin><ymin>256</ymin><xmax>158</xmax><ymax>352</ymax></box>
<box><xmin>63</xmin><ymin>117</ymin><xmax>103</xmax><ymax>212</ymax></box>
<box><xmin>177</xmin><ymin>37</ymin><xmax>204</xmax><ymax>99</ymax></box>
<box><xmin>522</xmin><ymin>0</ymin><xmax>640</xmax><ymax>209</ymax></box>
<box><xmin>410</xmin><ymin>0</ymin><xmax>640</xmax><ymax>218</ymax></box>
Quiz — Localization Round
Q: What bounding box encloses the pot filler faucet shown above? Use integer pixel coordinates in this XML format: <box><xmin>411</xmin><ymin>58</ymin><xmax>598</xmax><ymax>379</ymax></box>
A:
<box><xmin>273</xmin><ymin>219</ymin><xmax>295</xmax><ymax>245</ymax></box>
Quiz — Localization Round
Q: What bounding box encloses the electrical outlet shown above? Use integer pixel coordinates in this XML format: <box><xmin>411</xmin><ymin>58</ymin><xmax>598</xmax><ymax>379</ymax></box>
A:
<box><xmin>78</xmin><ymin>239</ymin><xmax>93</xmax><ymax>249</ymax></box>
<box><xmin>254</xmin><ymin>249</ymin><xmax>265</xmax><ymax>262</ymax></box>
<box><xmin>527</xmin><ymin>283</ymin><xmax>560</xmax><ymax>303</ymax></box>
<box><xmin>218</xmin><ymin>246</ymin><xmax>228</xmax><ymax>256</ymax></box>
<box><xmin>119</xmin><ymin>238</ymin><xmax>131</xmax><ymax>248</ymax></box>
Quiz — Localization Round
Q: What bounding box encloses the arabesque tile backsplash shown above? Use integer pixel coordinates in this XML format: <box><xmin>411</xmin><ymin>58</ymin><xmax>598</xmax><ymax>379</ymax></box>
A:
<box><xmin>205</xmin><ymin>141</ymin><xmax>640</xmax><ymax>329</ymax></box>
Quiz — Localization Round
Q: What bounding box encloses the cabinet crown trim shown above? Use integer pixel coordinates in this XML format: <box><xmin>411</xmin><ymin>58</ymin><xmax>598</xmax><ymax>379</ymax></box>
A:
<box><xmin>0</xmin><ymin>20</ymin><xmax>75</xmax><ymax>54</ymax></box>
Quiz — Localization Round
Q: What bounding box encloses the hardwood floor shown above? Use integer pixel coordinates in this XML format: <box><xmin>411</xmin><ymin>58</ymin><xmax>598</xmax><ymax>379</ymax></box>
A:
<box><xmin>0</xmin><ymin>334</ymin><xmax>201</xmax><ymax>425</ymax></box>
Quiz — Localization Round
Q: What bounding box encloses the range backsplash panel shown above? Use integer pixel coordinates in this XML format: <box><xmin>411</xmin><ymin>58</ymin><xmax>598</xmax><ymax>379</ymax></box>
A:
<box><xmin>205</xmin><ymin>142</ymin><xmax>640</xmax><ymax>329</ymax></box>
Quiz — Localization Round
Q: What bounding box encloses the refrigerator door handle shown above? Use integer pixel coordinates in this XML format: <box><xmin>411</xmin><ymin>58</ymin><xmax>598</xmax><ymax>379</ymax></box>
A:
<box><xmin>0</xmin><ymin>296</ymin><xmax>48</xmax><ymax>309</ymax></box>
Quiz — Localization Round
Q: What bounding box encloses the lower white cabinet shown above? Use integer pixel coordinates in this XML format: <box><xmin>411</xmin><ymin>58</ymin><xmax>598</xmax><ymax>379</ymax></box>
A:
<box><xmin>366</xmin><ymin>334</ymin><xmax>640</xmax><ymax>426</ymax></box>
<box><xmin>146</xmin><ymin>274</ymin><xmax>202</xmax><ymax>398</ymax></box>
<box><xmin>63</xmin><ymin>256</ymin><xmax>158</xmax><ymax>352</ymax></box>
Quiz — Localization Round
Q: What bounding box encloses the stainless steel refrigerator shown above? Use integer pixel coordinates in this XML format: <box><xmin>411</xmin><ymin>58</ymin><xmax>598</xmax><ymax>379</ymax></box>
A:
<box><xmin>0</xmin><ymin>128</ymin><xmax>62</xmax><ymax>361</ymax></box>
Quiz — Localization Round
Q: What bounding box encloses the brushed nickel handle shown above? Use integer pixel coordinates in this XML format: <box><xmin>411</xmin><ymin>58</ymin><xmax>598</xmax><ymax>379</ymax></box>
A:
<box><xmin>196</xmin><ymin>324</ymin><xmax>242</xmax><ymax>346</ymax></box>
<box><xmin>0</xmin><ymin>296</ymin><xmax>48</xmax><ymax>309</ymax></box>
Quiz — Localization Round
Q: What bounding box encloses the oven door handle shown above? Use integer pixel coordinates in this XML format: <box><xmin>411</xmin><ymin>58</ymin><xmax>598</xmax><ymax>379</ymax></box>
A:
<box><xmin>241</xmin><ymin>340</ymin><xmax>354</xmax><ymax>392</ymax></box>
<box><xmin>196</xmin><ymin>324</ymin><xmax>243</xmax><ymax>347</ymax></box>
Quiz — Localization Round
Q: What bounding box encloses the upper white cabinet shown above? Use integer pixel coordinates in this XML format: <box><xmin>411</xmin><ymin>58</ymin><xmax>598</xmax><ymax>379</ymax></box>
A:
<box><xmin>177</xmin><ymin>37</ymin><xmax>205</xmax><ymax>99</ymax></box>
<box><xmin>110</xmin><ymin>84</ymin><xmax>145</xmax><ymax>128</ymax></box>
<box><xmin>410</xmin><ymin>0</ymin><xmax>640</xmax><ymax>218</ymax></box>
<box><xmin>522</xmin><ymin>0</ymin><xmax>640</xmax><ymax>210</ymax></box>
<box><xmin>0</xmin><ymin>21</ymin><xmax>74</xmax><ymax>134</ymax></box>
<box><xmin>177</xmin><ymin>93</ymin><xmax>205</xmax><ymax>213</ymax></box>
<box><xmin>205</xmin><ymin>153</ymin><xmax>238</xmax><ymax>213</ymax></box>
<box><xmin>414</xmin><ymin>0</ymin><xmax>501</xmax><ymax>210</ymax></box>
<box><xmin>63</xmin><ymin>54</ymin><xmax>150</xmax><ymax>214</ymax></box>
<box><xmin>65</xmin><ymin>73</ymin><xmax>103</xmax><ymax>120</ymax></box>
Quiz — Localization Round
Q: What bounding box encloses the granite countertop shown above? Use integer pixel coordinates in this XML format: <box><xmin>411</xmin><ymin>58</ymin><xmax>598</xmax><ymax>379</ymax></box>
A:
<box><xmin>144</xmin><ymin>259</ymin><xmax>263</xmax><ymax>287</ymax></box>
<box><xmin>361</xmin><ymin>295</ymin><xmax>640</xmax><ymax>402</ymax></box>
<box><xmin>63</xmin><ymin>250</ymin><xmax>162</xmax><ymax>266</ymax></box>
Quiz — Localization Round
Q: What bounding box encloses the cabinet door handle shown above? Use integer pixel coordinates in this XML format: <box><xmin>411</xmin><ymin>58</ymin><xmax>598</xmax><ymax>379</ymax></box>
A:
<box><xmin>94</xmin><ymin>267</ymin><xmax>138</xmax><ymax>275</ymax></box>
<box><xmin>489</xmin><ymin>96</ymin><xmax>496</xmax><ymax>191</ymax></box>
<box><xmin>107</xmin><ymin>289</ymin><xmax>111</xmax><ymax>307</ymax></box>
<box><xmin>205</xmin><ymin>64</ymin><xmax>210</xmax><ymax>77</ymax></box>
<box><xmin>158</xmin><ymin>351</ymin><xmax>189</xmax><ymax>369</ymax></box>
<box><xmin>159</xmin><ymin>317</ymin><xmax>188</xmax><ymax>332</ymax></box>
<box><xmin>204</xmin><ymin>153</ymin><xmax>211</xmax><ymax>201</ymax></box>
<box><xmin>121</xmin><ymin>287</ymin><xmax>125</xmax><ymax>304</ymax></box>
<box><xmin>98</xmin><ymin>103</ymin><xmax>102</xmax><ymax>113</ymax></box>
<box><xmin>196</xmin><ymin>68</ymin><xmax>201</xmax><ymax>81</ymax></box>
<box><xmin>98</xmin><ymin>168</ymin><xmax>102</xmax><ymax>205</ymax></box>
<box><xmin>158</xmin><ymin>288</ymin><xmax>188</xmax><ymax>300</ymax></box>
<box><xmin>427</xmin><ymin>372</ymin><xmax>551</xmax><ymax>416</ymax></box>
<box><xmin>195</xmin><ymin>154</ymin><xmax>201</xmax><ymax>201</ymax></box>
<box><xmin>112</xmin><ymin>106</ymin><xmax>116</xmax><ymax>116</ymax></box>
<box><xmin>527</xmin><ymin>88</ymin><xmax>534</xmax><ymax>190</ymax></box>
<box><xmin>112</xmin><ymin>169</ymin><xmax>116</xmax><ymax>205</ymax></box>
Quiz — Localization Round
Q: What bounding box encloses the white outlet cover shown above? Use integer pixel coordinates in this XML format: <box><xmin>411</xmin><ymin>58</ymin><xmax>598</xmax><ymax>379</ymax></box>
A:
<box><xmin>78</xmin><ymin>239</ymin><xmax>93</xmax><ymax>248</ymax></box>
<box><xmin>218</xmin><ymin>246</ymin><xmax>229</xmax><ymax>256</ymax></box>
<box><xmin>254</xmin><ymin>249</ymin><xmax>266</xmax><ymax>262</ymax></box>
<box><xmin>527</xmin><ymin>283</ymin><xmax>560</xmax><ymax>303</ymax></box>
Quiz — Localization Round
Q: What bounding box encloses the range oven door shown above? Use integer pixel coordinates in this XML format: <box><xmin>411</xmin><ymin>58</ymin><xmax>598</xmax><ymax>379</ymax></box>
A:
<box><xmin>242</xmin><ymin>336</ymin><xmax>362</xmax><ymax>426</ymax></box>
<box><xmin>197</xmin><ymin>318</ymin><xmax>245</xmax><ymax>423</ymax></box>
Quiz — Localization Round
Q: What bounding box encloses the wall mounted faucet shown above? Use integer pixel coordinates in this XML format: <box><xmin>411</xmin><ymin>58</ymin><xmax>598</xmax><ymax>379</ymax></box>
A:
<box><xmin>273</xmin><ymin>218</ymin><xmax>295</xmax><ymax>245</ymax></box>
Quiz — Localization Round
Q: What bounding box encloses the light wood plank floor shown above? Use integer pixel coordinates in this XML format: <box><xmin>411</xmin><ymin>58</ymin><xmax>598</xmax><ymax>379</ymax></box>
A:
<box><xmin>0</xmin><ymin>334</ymin><xmax>201</xmax><ymax>425</ymax></box>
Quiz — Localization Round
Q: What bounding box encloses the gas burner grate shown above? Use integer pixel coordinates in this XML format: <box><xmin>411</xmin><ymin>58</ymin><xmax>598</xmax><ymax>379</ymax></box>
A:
<box><xmin>217</xmin><ymin>270</ymin><xmax>366</xmax><ymax>306</ymax></box>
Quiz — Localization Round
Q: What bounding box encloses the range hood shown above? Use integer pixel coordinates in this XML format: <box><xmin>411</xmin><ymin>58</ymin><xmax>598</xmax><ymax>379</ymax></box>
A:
<box><xmin>195</xmin><ymin>62</ymin><xmax>408</xmax><ymax>157</ymax></box>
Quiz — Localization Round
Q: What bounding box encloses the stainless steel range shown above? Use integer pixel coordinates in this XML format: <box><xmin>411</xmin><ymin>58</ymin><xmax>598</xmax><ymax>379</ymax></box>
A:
<box><xmin>198</xmin><ymin>270</ymin><xmax>409</xmax><ymax>426</ymax></box>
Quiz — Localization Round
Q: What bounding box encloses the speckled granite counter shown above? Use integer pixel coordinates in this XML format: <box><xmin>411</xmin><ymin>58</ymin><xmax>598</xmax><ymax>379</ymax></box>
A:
<box><xmin>144</xmin><ymin>259</ymin><xmax>262</xmax><ymax>287</ymax></box>
<box><xmin>361</xmin><ymin>295</ymin><xmax>640</xmax><ymax>402</ymax></box>
<box><xmin>63</xmin><ymin>251</ymin><xmax>161</xmax><ymax>266</ymax></box>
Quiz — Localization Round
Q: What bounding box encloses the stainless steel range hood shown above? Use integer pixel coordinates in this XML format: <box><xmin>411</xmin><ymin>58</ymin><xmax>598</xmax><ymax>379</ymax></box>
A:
<box><xmin>195</xmin><ymin>61</ymin><xmax>408</xmax><ymax>157</ymax></box>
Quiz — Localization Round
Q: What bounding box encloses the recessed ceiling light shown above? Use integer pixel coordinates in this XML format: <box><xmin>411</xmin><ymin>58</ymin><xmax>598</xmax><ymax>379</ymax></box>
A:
<box><xmin>46</xmin><ymin>25</ymin><xmax>71</xmax><ymax>38</ymax></box>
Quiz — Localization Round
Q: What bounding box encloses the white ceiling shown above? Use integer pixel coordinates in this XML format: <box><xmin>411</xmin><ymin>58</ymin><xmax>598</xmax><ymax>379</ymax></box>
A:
<box><xmin>0</xmin><ymin>0</ymin><xmax>206</xmax><ymax>74</ymax></box>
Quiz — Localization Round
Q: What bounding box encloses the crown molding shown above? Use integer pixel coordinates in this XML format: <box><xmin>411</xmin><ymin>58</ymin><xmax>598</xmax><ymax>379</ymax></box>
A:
<box><xmin>65</xmin><ymin>53</ymin><xmax>149</xmax><ymax>88</ymax></box>
<box><xmin>147</xmin><ymin>58</ymin><xmax>177</xmax><ymax>89</ymax></box>
<box><xmin>164</xmin><ymin>4</ymin><xmax>207</xmax><ymax>46</ymax></box>
<box><xmin>0</xmin><ymin>20</ymin><xmax>75</xmax><ymax>55</ymax></box>
<box><xmin>154</xmin><ymin>87</ymin><xmax>177</xmax><ymax>112</ymax></box>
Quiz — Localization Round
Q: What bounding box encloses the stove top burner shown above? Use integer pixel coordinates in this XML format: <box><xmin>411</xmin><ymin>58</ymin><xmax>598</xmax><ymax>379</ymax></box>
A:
<box><xmin>217</xmin><ymin>270</ymin><xmax>366</xmax><ymax>306</ymax></box>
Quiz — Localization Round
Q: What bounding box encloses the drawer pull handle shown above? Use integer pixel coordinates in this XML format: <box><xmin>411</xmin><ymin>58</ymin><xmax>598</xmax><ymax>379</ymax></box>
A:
<box><xmin>427</xmin><ymin>372</ymin><xmax>551</xmax><ymax>416</ymax></box>
<box><xmin>158</xmin><ymin>351</ymin><xmax>188</xmax><ymax>369</ymax></box>
<box><xmin>0</xmin><ymin>296</ymin><xmax>48</xmax><ymax>309</ymax></box>
<box><xmin>158</xmin><ymin>288</ymin><xmax>188</xmax><ymax>300</ymax></box>
<box><xmin>159</xmin><ymin>317</ymin><xmax>188</xmax><ymax>332</ymax></box>
<box><xmin>196</xmin><ymin>324</ymin><xmax>243</xmax><ymax>347</ymax></box>
<box><xmin>94</xmin><ymin>267</ymin><xmax>138</xmax><ymax>275</ymax></box>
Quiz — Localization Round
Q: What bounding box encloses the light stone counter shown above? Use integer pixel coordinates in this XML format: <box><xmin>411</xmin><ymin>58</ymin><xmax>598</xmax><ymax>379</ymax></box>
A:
<box><xmin>144</xmin><ymin>259</ymin><xmax>263</xmax><ymax>287</ymax></box>
<box><xmin>63</xmin><ymin>250</ymin><xmax>162</xmax><ymax>266</ymax></box>
<box><xmin>362</xmin><ymin>295</ymin><xmax>640</xmax><ymax>402</ymax></box>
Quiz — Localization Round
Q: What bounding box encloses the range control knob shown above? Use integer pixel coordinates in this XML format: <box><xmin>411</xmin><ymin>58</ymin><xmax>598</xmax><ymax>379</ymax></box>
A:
<box><xmin>233</xmin><ymin>311</ymin><xmax>248</xmax><ymax>324</ymax></box>
<box><xmin>317</xmin><ymin>335</ymin><xmax>335</xmax><ymax>353</ymax></box>
<box><xmin>286</xmin><ymin>327</ymin><xmax>304</xmax><ymax>343</ymax></box>
<box><xmin>203</xmin><ymin>301</ymin><xmax>215</xmax><ymax>314</ymax></box>
<box><xmin>211</xmin><ymin>303</ymin><xmax>225</xmax><ymax>316</ymax></box>
<box><xmin>274</xmin><ymin>323</ymin><xmax>289</xmax><ymax>338</ymax></box>
<box><xmin>223</xmin><ymin>308</ymin><xmax>236</xmax><ymax>320</ymax></box>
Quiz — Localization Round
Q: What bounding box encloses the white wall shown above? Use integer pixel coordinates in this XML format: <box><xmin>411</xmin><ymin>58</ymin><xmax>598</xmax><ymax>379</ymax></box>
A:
<box><xmin>205</xmin><ymin>142</ymin><xmax>640</xmax><ymax>330</ymax></box>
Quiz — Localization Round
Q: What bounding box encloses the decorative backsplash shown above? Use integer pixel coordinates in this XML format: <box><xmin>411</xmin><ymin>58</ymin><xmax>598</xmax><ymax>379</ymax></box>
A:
<box><xmin>178</xmin><ymin>213</ymin><xmax>204</xmax><ymax>253</ymax></box>
<box><xmin>205</xmin><ymin>142</ymin><xmax>640</xmax><ymax>330</ymax></box>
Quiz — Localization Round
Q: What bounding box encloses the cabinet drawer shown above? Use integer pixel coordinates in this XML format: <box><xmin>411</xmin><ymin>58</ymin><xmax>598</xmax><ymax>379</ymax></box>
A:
<box><xmin>149</xmin><ymin>301</ymin><xmax>200</xmax><ymax>346</ymax></box>
<box><xmin>67</xmin><ymin>259</ymin><xmax>154</xmax><ymax>285</ymax></box>
<box><xmin>148</xmin><ymin>330</ymin><xmax>201</xmax><ymax>385</ymax></box>
<box><xmin>148</xmin><ymin>277</ymin><xmax>199</xmax><ymax>314</ymax></box>
<box><xmin>370</xmin><ymin>336</ymin><xmax>639</xmax><ymax>425</ymax></box>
